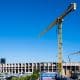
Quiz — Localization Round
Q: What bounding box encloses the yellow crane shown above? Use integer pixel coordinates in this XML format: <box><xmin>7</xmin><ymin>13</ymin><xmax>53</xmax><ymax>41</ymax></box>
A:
<box><xmin>39</xmin><ymin>3</ymin><xmax>76</xmax><ymax>75</ymax></box>
<box><xmin>68</xmin><ymin>51</ymin><xmax>80</xmax><ymax>62</ymax></box>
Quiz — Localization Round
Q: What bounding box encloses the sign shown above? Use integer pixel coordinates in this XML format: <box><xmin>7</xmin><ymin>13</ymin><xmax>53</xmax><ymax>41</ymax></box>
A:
<box><xmin>42</xmin><ymin>77</ymin><xmax>53</xmax><ymax>80</ymax></box>
<box><xmin>40</xmin><ymin>72</ymin><xmax>57</xmax><ymax>80</ymax></box>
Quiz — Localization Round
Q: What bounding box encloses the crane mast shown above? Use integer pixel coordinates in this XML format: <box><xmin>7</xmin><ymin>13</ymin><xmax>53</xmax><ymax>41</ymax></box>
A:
<box><xmin>39</xmin><ymin>3</ymin><xmax>76</xmax><ymax>75</ymax></box>
<box><xmin>57</xmin><ymin>19</ymin><xmax>63</xmax><ymax>75</ymax></box>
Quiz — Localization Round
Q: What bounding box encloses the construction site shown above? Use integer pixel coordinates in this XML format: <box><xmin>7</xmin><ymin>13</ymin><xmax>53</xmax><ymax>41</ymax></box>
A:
<box><xmin>0</xmin><ymin>61</ymin><xmax>80</xmax><ymax>79</ymax></box>
<box><xmin>36</xmin><ymin>2</ymin><xmax>80</xmax><ymax>80</ymax></box>
<box><xmin>0</xmin><ymin>0</ymin><xmax>80</xmax><ymax>80</ymax></box>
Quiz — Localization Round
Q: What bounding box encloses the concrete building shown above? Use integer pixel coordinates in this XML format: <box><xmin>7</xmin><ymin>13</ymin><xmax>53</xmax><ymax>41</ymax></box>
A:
<box><xmin>0</xmin><ymin>62</ymin><xmax>80</xmax><ymax>76</ymax></box>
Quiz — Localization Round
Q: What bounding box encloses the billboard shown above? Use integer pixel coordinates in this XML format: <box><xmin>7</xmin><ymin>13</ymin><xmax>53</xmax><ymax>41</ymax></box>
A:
<box><xmin>42</xmin><ymin>77</ymin><xmax>53</xmax><ymax>80</ymax></box>
<box><xmin>40</xmin><ymin>72</ymin><xmax>57</xmax><ymax>80</ymax></box>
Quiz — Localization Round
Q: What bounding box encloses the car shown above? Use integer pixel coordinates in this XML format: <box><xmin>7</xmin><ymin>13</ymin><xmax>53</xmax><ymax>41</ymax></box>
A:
<box><xmin>70</xmin><ymin>72</ymin><xmax>80</xmax><ymax>80</ymax></box>
<box><xmin>77</xmin><ymin>73</ymin><xmax>80</xmax><ymax>80</ymax></box>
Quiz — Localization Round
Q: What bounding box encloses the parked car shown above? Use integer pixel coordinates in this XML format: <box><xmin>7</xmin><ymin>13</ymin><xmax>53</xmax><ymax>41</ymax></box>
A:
<box><xmin>77</xmin><ymin>72</ymin><xmax>80</xmax><ymax>80</ymax></box>
<box><xmin>70</xmin><ymin>72</ymin><xmax>80</xmax><ymax>80</ymax></box>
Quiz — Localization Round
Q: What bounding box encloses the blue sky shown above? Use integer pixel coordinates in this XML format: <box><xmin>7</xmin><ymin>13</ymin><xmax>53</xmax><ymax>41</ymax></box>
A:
<box><xmin>0</xmin><ymin>0</ymin><xmax>80</xmax><ymax>63</ymax></box>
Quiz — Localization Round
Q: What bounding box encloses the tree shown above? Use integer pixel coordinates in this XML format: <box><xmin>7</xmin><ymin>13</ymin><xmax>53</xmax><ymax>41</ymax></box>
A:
<box><xmin>19</xmin><ymin>76</ymin><xmax>25</xmax><ymax>80</ymax></box>
<box><xmin>11</xmin><ymin>77</ymin><xmax>18</xmax><ymax>80</ymax></box>
<box><xmin>25</xmin><ymin>75</ymin><xmax>31</xmax><ymax>80</ymax></box>
<box><xmin>10</xmin><ymin>69</ymin><xmax>40</xmax><ymax>80</ymax></box>
<box><xmin>30</xmin><ymin>69</ymin><xmax>40</xmax><ymax>80</ymax></box>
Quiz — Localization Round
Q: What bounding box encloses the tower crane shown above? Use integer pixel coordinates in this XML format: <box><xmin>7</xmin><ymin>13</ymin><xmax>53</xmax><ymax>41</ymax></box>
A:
<box><xmin>39</xmin><ymin>3</ymin><xmax>76</xmax><ymax>75</ymax></box>
<box><xmin>68</xmin><ymin>51</ymin><xmax>80</xmax><ymax>62</ymax></box>
<box><xmin>70</xmin><ymin>51</ymin><xmax>80</xmax><ymax>55</ymax></box>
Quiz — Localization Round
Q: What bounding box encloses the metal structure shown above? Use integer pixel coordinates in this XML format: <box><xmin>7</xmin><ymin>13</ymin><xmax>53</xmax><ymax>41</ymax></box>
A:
<box><xmin>67</xmin><ymin>51</ymin><xmax>80</xmax><ymax>76</ymax></box>
<box><xmin>68</xmin><ymin>51</ymin><xmax>80</xmax><ymax>62</ymax></box>
<box><xmin>70</xmin><ymin>51</ymin><xmax>80</xmax><ymax>55</ymax></box>
<box><xmin>40</xmin><ymin>3</ymin><xmax>76</xmax><ymax>75</ymax></box>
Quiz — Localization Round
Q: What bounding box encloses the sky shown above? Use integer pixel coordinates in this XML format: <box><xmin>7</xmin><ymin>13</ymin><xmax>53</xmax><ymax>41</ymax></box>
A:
<box><xmin>0</xmin><ymin>0</ymin><xmax>80</xmax><ymax>63</ymax></box>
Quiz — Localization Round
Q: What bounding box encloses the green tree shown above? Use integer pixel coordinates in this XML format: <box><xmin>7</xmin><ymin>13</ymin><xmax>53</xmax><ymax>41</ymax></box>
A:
<box><xmin>19</xmin><ymin>76</ymin><xmax>25</xmax><ymax>80</ymax></box>
<box><xmin>30</xmin><ymin>69</ymin><xmax>40</xmax><ymax>80</ymax></box>
<box><xmin>11</xmin><ymin>77</ymin><xmax>18</xmax><ymax>80</ymax></box>
<box><xmin>11</xmin><ymin>69</ymin><xmax>40</xmax><ymax>80</ymax></box>
<box><xmin>25</xmin><ymin>76</ymin><xmax>31</xmax><ymax>80</ymax></box>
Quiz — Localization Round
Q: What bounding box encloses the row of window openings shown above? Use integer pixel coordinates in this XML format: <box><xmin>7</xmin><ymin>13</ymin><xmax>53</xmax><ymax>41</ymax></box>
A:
<box><xmin>2</xmin><ymin>64</ymin><xmax>80</xmax><ymax>67</ymax></box>
<box><xmin>1</xmin><ymin>65</ymin><xmax>56</xmax><ymax>67</ymax></box>
<box><xmin>2</xmin><ymin>69</ymin><xmax>57</xmax><ymax>73</ymax></box>
<box><xmin>5</xmin><ymin>63</ymin><xmax>56</xmax><ymax>65</ymax></box>
<box><xmin>2</xmin><ymin>68</ymin><xmax>58</xmax><ymax>72</ymax></box>
<box><xmin>1</xmin><ymin>66</ymin><xmax>80</xmax><ymax>70</ymax></box>
<box><xmin>2</xmin><ymin>64</ymin><xmax>57</xmax><ymax>67</ymax></box>
<box><xmin>2</xmin><ymin>69</ymin><xmax>32</xmax><ymax>73</ymax></box>
<box><xmin>63</xmin><ymin>66</ymin><xmax>80</xmax><ymax>71</ymax></box>
<box><xmin>2</xmin><ymin>68</ymin><xmax>79</xmax><ymax>73</ymax></box>
<box><xmin>2</xmin><ymin>66</ymin><xmax>79</xmax><ymax>68</ymax></box>
<box><xmin>1</xmin><ymin>67</ymin><xmax>32</xmax><ymax>68</ymax></box>
<box><xmin>1</xmin><ymin>66</ymin><xmax>56</xmax><ymax>69</ymax></box>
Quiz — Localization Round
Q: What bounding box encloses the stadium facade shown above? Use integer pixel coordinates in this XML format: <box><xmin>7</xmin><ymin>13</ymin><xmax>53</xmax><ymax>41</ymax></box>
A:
<box><xmin>0</xmin><ymin>62</ymin><xmax>80</xmax><ymax>77</ymax></box>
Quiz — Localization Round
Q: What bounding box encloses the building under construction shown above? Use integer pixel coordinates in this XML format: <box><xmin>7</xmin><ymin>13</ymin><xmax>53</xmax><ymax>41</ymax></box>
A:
<box><xmin>0</xmin><ymin>62</ymin><xmax>80</xmax><ymax>77</ymax></box>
